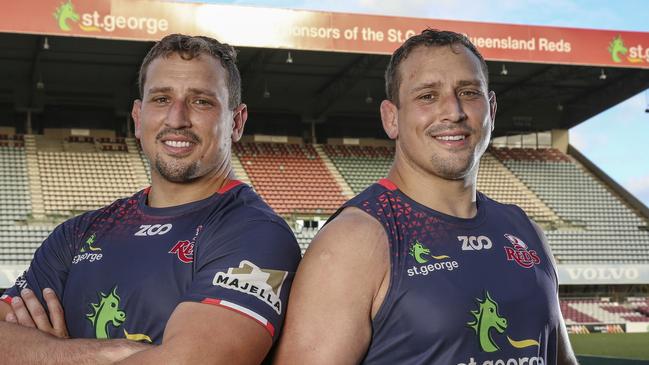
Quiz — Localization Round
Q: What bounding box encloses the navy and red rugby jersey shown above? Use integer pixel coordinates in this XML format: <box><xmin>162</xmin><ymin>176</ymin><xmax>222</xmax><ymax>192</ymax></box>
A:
<box><xmin>2</xmin><ymin>181</ymin><xmax>301</xmax><ymax>345</ymax></box>
<box><xmin>330</xmin><ymin>179</ymin><xmax>560</xmax><ymax>365</ymax></box>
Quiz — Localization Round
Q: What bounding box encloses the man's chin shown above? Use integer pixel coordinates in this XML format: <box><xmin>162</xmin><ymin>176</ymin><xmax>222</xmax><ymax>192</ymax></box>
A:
<box><xmin>429</xmin><ymin>160</ymin><xmax>476</xmax><ymax>181</ymax></box>
<box><xmin>154</xmin><ymin>159</ymin><xmax>199</xmax><ymax>183</ymax></box>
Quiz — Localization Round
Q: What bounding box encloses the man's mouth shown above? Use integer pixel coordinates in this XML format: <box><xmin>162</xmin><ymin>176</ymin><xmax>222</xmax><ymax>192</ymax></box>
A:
<box><xmin>434</xmin><ymin>135</ymin><xmax>466</xmax><ymax>141</ymax></box>
<box><xmin>163</xmin><ymin>140</ymin><xmax>193</xmax><ymax>148</ymax></box>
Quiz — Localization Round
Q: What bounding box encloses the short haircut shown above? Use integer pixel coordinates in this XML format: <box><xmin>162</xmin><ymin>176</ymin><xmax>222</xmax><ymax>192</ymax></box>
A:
<box><xmin>385</xmin><ymin>29</ymin><xmax>489</xmax><ymax>106</ymax></box>
<box><xmin>138</xmin><ymin>34</ymin><xmax>241</xmax><ymax>109</ymax></box>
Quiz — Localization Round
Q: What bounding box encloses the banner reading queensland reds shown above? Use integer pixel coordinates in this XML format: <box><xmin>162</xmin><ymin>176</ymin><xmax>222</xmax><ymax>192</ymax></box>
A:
<box><xmin>3</xmin><ymin>0</ymin><xmax>649</xmax><ymax>69</ymax></box>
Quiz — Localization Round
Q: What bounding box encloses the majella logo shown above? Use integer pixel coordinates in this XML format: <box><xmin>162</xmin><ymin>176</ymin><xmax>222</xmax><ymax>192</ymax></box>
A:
<box><xmin>608</xmin><ymin>35</ymin><xmax>648</xmax><ymax>64</ymax></box>
<box><xmin>459</xmin><ymin>291</ymin><xmax>544</xmax><ymax>365</ymax></box>
<box><xmin>53</xmin><ymin>0</ymin><xmax>169</xmax><ymax>35</ymax></box>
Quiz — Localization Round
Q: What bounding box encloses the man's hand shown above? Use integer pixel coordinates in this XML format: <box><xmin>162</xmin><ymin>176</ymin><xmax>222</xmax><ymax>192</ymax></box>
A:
<box><xmin>6</xmin><ymin>288</ymin><xmax>69</xmax><ymax>338</ymax></box>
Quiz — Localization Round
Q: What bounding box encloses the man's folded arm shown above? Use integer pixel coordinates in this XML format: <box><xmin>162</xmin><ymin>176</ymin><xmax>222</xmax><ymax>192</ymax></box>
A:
<box><xmin>0</xmin><ymin>305</ymin><xmax>147</xmax><ymax>365</ymax></box>
<box><xmin>116</xmin><ymin>301</ymin><xmax>272</xmax><ymax>365</ymax></box>
<box><xmin>1</xmin><ymin>294</ymin><xmax>273</xmax><ymax>365</ymax></box>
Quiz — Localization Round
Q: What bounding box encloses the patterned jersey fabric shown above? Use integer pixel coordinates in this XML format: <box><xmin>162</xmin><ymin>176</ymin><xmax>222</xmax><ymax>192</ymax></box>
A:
<box><xmin>2</xmin><ymin>181</ymin><xmax>301</xmax><ymax>346</ymax></box>
<box><xmin>329</xmin><ymin>178</ymin><xmax>560</xmax><ymax>365</ymax></box>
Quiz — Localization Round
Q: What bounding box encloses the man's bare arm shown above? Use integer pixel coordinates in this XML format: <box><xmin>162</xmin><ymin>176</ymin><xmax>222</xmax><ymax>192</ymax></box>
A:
<box><xmin>530</xmin><ymin>221</ymin><xmax>579</xmax><ymax>365</ymax></box>
<box><xmin>116</xmin><ymin>301</ymin><xmax>272</xmax><ymax>365</ymax></box>
<box><xmin>0</xmin><ymin>319</ymin><xmax>146</xmax><ymax>365</ymax></box>
<box><xmin>274</xmin><ymin>208</ymin><xmax>389</xmax><ymax>365</ymax></box>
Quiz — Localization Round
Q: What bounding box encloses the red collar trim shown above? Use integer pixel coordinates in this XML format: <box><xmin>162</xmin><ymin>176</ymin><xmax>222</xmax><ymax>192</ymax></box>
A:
<box><xmin>217</xmin><ymin>179</ymin><xmax>243</xmax><ymax>194</ymax></box>
<box><xmin>144</xmin><ymin>180</ymin><xmax>242</xmax><ymax>197</ymax></box>
<box><xmin>377</xmin><ymin>178</ymin><xmax>398</xmax><ymax>191</ymax></box>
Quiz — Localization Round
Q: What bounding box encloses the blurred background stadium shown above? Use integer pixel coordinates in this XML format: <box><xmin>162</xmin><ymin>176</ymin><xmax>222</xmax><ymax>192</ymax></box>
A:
<box><xmin>1</xmin><ymin>1</ymin><xmax>649</xmax><ymax>363</ymax></box>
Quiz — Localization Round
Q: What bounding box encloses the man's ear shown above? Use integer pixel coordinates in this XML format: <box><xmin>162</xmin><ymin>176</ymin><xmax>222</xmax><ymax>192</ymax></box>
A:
<box><xmin>380</xmin><ymin>99</ymin><xmax>399</xmax><ymax>139</ymax></box>
<box><xmin>132</xmin><ymin>99</ymin><xmax>143</xmax><ymax>139</ymax></box>
<box><xmin>488</xmin><ymin>91</ymin><xmax>497</xmax><ymax>132</ymax></box>
<box><xmin>231</xmin><ymin>103</ymin><xmax>248</xmax><ymax>142</ymax></box>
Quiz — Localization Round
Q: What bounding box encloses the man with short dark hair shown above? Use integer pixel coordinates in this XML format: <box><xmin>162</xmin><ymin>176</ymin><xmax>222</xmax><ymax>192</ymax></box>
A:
<box><xmin>275</xmin><ymin>29</ymin><xmax>577</xmax><ymax>365</ymax></box>
<box><xmin>0</xmin><ymin>34</ymin><xmax>300</xmax><ymax>364</ymax></box>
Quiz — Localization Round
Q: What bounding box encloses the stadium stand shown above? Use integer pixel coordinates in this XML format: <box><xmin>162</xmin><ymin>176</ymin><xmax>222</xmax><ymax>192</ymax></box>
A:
<box><xmin>36</xmin><ymin>134</ymin><xmax>149</xmax><ymax>216</ymax></box>
<box><xmin>234</xmin><ymin>142</ymin><xmax>347</xmax><ymax>215</ymax></box>
<box><xmin>323</xmin><ymin>144</ymin><xmax>393</xmax><ymax>193</ymax></box>
<box><xmin>492</xmin><ymin>147</ymin><xmax>649</xmax><ymax>264</ymax></box>
<box><xmin>294</xmin><ymin>227</ymin><xmax>318</xmax><ymax>256</ymax></box>
<box><xmin>561</xmin><ymin>298</ymin><xmax>649</xmax><ymax>324</ymax></box>
<box><xmin>0</xmin><ymin>143</ymin><xmax>30</xmax><ymax>225</ymax></box>
<box><xmin>0</xmin><ymin>136</ymin><xmax>55</xmax><ymax>264</ymax></box>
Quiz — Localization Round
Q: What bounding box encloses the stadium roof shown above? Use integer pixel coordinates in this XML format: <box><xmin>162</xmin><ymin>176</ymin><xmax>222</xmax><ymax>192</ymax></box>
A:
<box><xmin>2</xmin><ymin>0</ymin><xmax>649</xmax><ymax>138</ymax></box>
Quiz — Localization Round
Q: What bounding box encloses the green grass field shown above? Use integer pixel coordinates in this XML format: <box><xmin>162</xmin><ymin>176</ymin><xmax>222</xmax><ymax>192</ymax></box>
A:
<box><xmin>570</xmin><ymin>333</ymin><xmax>649</xmax><ymax>360</ymax></box>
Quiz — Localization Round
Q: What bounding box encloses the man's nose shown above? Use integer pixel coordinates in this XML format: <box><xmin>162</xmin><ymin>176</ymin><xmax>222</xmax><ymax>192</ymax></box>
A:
<box><xmin>438</xmin><ymin>93</ymin><xmax>467</xmax><ymax>123</ymax></box>
<box><xmin>165</xmin><ymin>100</ymin><xmax>192</xmax><ymax>128</ymax></box>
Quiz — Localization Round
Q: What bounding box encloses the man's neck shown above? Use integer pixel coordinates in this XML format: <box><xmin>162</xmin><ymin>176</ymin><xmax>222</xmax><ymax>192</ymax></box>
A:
<box><xmin>147</xmin><ymin>168</ymin><xmax>236</xmax><ymax>208</ymax></box>
<box><xmin>387</xmin><ymin>160</ymin><xmax>479</xmax><ymax>219</ymax></box>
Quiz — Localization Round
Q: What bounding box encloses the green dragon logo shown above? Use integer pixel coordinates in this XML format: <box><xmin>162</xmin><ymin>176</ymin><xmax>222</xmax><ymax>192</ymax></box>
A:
<box><xmin>80</xmin><ymin>233</ymin><xmax>101</xmax><ymax>253</ymax></box>
<box><xmin>53</xmin><ymin>0</ymin><xmax>80</xmax><ymax>31</ymax></box>
<box><xmin>467</xmin><ymin>291</ymin><xmax>539</xmax><ymax>353</ymax></box>
<box><xmin>87</xmin><ymin>286</ymin><xmax>125</xmax><ymax>339</ymax></box>
<box><xmin>608</xmin><ymin>35</ymin><xmax>628</xmax><ymax>63</ymax></box>
<box><xmin>86</xmin><ymin>286</ymin><xmax>152</xmax><ymax>342</ymax></box>
<box><xmin>408</xmin><ymin>240</ymin><xmax>449</xmax><ymax>264</ymax></box>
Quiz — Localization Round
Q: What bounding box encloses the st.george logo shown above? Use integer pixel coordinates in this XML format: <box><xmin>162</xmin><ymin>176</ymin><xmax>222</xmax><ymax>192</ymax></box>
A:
<box><xmin>169</xmin><ymin>240</ymin><xmax>194</xmax><ymax>263</ymax></box>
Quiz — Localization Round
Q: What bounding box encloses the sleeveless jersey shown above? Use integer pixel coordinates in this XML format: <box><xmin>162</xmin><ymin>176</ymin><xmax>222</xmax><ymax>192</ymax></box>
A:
<box><xmin>333</xmin><ymin>179</ymin><xmax>560</xmax><ymax>365</ymax></box>
<box><xmin>2</xmin><ymin>181</ymin><xmax>301</xmax><ymax>346</ymax></box>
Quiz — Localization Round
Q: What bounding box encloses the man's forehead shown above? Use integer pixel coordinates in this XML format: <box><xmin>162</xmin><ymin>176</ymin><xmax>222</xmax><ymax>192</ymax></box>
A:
<box><xmin>400</xmin><ymin>44</ymin><xmax>487</xmax><ymax>85</ymax></box>
<box><xmin>144</xmin><ymin>55</ymin><xmax>226</xmax><ymax>93</ymax></box>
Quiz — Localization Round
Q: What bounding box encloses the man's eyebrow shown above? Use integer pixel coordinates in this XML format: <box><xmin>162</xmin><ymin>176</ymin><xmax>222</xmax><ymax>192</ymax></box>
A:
<box><xmin>147</xmin><ymin>86</ymin><xmax>173</xmax><ymax>95</ymax></box>
<box><xmin>146</xmin><ymin>87</ymin><xmax>218</xmax><ymax>99</ymax></box>
<box><xmin>409</xmin><ymin>81</ymin><xmax>442</xmax><ymax>94</ymax></box>
<box><xmin>187</xmin><ymin>88</ymin><xmax>218</xmax><ymax>98</ymax></box>
<box><xmin>457</xmin><ymin>79</ymin><xmax>484</xmax><ymax>87</ymax></box>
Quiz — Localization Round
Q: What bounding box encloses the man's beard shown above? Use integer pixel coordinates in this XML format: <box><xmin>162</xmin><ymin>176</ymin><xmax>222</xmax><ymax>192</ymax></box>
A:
<box><xmin>154</xmin><ymin>153</ymin><xmax>199</xmax><ymax>182</ymax></box>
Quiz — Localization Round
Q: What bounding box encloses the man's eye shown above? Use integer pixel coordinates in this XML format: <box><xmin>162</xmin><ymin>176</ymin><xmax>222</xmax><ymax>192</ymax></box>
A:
<box><xmin>194</xmin><ymin>99</ymin><xmax>211</xmax><ymax>105</ymax></box>
<box><xmin>418</xmin><ymin>94</ymin><xmax>434</xmax><ymax>101</ymax></box>
<box><xmin>153</xmin><ymin>97</ymin><xmax>169</xmax><ymax>104</ymax></box>
<box><xmin>460</xmin><ymin>90</ymin><xmax>481</xmax><ymax>97</ymax></box>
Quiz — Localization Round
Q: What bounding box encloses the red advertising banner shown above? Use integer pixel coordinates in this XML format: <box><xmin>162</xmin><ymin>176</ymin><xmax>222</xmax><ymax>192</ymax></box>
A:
<box><xmin>3</xmin><ymin>0</ymin><xmax>649</xmax><ymax>69</ymax></box>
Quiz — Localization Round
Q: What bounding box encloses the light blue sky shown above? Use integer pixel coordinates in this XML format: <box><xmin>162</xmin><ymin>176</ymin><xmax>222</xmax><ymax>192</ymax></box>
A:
<box><xmin>187</xmin><ymin>0</ymin><xmax>649</xmax><ymax>206</ymax></box>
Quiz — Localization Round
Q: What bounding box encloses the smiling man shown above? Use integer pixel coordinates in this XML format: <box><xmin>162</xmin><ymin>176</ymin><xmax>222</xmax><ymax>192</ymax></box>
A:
<box><xmin>275</xmin><ymin>29</ymin><xmax>578</xmax><ymax>365</ymax></box>
<box><xmin>0</xmin><ymin>34</ymin><xmax>300</xmax><ymax>364</ymax></box>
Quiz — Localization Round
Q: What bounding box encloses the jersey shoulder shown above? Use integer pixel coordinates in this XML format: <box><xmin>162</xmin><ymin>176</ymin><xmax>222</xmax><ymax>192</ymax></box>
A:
<box><xmin>201</xmin><ymin>184</ymin><xmax>301</xmax><ymax>258</ymax></box>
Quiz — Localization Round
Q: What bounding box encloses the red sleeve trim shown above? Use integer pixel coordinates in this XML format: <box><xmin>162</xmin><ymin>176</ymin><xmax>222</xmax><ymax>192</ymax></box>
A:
<box><xmin>217</xmin><ymin>180</ymin><xmax>243</xmax><ymax>194</ymax></box>
<box><xmin>201</xmin><ymin>298</ymin><xmax>275</xmax><ymax>338</ymax></box>
<box><xmin>377</xmin><ymin>178</ymin><xmax>398</xmax><ymax>191</ymax></box>
<box><xmin>1</xmin><ymin>295</ymin><xmax>13</xmax><ymax>305</ymax></box>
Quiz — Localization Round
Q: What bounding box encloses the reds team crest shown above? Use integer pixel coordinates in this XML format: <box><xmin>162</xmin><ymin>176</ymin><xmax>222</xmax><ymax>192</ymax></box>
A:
<box><xmin>169</xmin><ymin>240</ymin><xmax>194</xmax><ymax>263</ymax></box>
<box><xmin>503</xmin><ymin>234</ymin><xmax>540</xmax><ymax>269</ymax></box>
